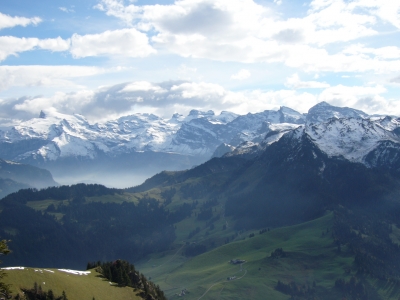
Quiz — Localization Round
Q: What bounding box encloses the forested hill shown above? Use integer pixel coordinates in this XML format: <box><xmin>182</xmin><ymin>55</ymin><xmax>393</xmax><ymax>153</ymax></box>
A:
<box><xmin>1</xmin><ymin>183</ymin><xmax>120</xmax><ymax>205</ymax></box>
<box><xmin>0</xmin><ymin>183</ymin><xmax>189</xmax><ymax>268</ymax></box>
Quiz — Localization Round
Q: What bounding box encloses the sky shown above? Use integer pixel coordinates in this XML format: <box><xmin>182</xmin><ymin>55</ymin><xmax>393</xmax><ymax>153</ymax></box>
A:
<box><xmin>0</xmin><ymin>0</ymin><xmax>400</xmax><ymax>122</ymax></box>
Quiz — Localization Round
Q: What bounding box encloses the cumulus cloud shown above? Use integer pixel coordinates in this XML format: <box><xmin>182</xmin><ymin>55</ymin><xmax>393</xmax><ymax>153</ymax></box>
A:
<box><xmin>70</xmin><ymin>28</ymin><xmax>156</xmax><ymax>58</ymax></box>
<box><xmin>0</xmin><ymin>81</ymin><xmax>238</xmax><ymax>121</ymax></box>
<box><xmin>2</xmin><ymin>79</ymin><xmax>398</xmax><ymax>122</ymax></box>
<box><xmin>90</xmin><ymin>81</ymin><xmax>231</xmax><ymax>118</ymax></box>
<box><xmin>94</xmin><ymin>0</ymin><xmax>400</xmax><ymax>74</ymax></box>
<box><xmin>349</xmin><ymin>0</ymin><xmax>400</xmax><ymax>29</ymax></box>
<box><xmin>231</xmin><ymin>69</ymin><xmax>251</xmax><ymax>80</ymax></box>
<box><xmin>0</xmin><ymin>28</ymin><xmax>156</xmax><ymax>61</ymax></box>
<box><xmin>0</xmin><ymin>36</ymin><xmax>70</xmax><ymax>61</ymax></box>
<box><xmin>0</xmin><ymin>12</ymin><xmax>41</xmax><ymax>30</ymax></box>
<box><xmin>94</xmin><ymin>0</ymin><xmax>142</xmax><ymax>25</ymax></box>
<box><xmin>285</xmin><ymin>73</ymin><xmax>330</xmax><ymax>89</ymax></box>
<box><xmin>317</xmin><ymin>84</ymin><xmax>390</xmax><ymax>114</ymax></box>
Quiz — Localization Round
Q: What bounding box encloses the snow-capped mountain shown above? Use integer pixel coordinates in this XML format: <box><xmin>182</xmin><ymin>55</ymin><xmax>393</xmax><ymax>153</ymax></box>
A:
<box><xmin>0</xmin><ymin>106</ymin><xmax>309</xmax><ymax>186</ymax></box>
<box><xmin>0</xmin><ymin>106</ymin><xmax>307</xmax><ymax>163</ymax></box>
<box><xmin>273</xmin><ymin>116</ymin><xmax>400</xmax><ymax>173</ymax></box>
<box><xmin>0</xmin><ymin>101</ymin><xmax>397</xmax><ymax>187</ymax></box>
<box><xmin>306</xmin><ymin>101</ymin><xmax>368</xmax><ymax>124</ymax></box>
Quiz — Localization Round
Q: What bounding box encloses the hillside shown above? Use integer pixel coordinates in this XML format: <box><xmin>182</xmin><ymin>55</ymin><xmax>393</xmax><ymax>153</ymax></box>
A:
<box><xmin>2</xmin><ymin>267</ymin><xmax>142</xmax><ymax>300</ymax></box>
<box><xmin>0</xmin><ymin>159</ymin><xmax>58</xmax><ymax>198</ymax></box>
<box><xmin>136</xmin><ymin>213</ymin><xmax>400</xmax><ymax>300</ymax></box>
<box><xmin>0</xmin><ymin>178</ymin><xmax>30</xmax><ymax>200</ymax></box>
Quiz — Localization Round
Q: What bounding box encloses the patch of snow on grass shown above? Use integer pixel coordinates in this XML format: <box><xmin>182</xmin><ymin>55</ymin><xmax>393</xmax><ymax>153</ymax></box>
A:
<box><xmin>44</xmin><ymin>269</ymin><xmax>54</xmax><ymax>273</ymax></box>
<box><xmin>2</xmin><ymin>267</ymin><xmax>25</xmax><ymax>270</ymax></box>
<box><xmin>58</xmin><ymin>269</ymin><xmax>90</xmax><ymax>275</ymax></box>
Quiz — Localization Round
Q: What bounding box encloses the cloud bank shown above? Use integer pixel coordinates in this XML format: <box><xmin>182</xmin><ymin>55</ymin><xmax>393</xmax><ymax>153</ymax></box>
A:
<box><xmin>0</xmin><ymin>80</ymin><xmax>396</xmax><ymax>122</ymax></box>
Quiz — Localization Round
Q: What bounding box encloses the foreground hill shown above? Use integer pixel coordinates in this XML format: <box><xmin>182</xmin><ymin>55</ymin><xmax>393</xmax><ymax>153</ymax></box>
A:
<box><xmin>3</xmin><ymin>267</ymin><xmax>142</xmax><ymax>300</ymax></box>
<box><xmin>2</xmin><ymin>259</ymin><xmax>167</xmax><ymax>300</ymax></box>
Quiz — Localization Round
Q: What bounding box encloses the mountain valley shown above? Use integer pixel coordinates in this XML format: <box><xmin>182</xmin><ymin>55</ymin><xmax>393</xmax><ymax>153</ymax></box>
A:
<box><xmin>2</xmin><ymin>101</ymin><xmax>400</xmax><ymax>299</ymax></box>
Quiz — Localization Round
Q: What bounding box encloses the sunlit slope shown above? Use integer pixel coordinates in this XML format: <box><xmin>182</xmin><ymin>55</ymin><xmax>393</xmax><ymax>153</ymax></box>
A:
<box><xmin>138</xmin><ymin>213</ymin><xmax>398</xmax><ymax>300</ymax></box>
<box><xmin>2</xmin><ymin>268</ymin><xmax>142</xmax><ymax>300</ymax></box>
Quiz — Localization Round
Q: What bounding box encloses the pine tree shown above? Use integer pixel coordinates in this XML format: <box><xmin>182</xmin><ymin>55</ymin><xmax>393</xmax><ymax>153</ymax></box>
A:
<box><xmin>62</xmin><ymin>291</ymin><xmax>68</xmax><ymax>300</ymax></box>
<box><xmin>0</xmin><ymin>240</ymin><xmax>11</xmax><ymax>299</ymax></box>
<box><xmin>47</xmin><ymin>289</ymin><xmax>55</xmax><ymax>300</ymax></box>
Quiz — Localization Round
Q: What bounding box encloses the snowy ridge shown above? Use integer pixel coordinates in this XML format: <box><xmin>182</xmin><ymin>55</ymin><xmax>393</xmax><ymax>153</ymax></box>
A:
<box><xmin>225</xmin><ymin>122</ymin><xmax>301</xmax><ymax>158</ymax></box>
<box><xmin>285</xmin><ymin>116</ymin><xmax>400</xmax><ymax>169</ymax></box>
<box><xmin>306</xmin><ymin>101</ymin><xmax>368</xmax><ymax>124</ymax></box>
<box><xmin>0</xmin><ymin>106</ymin><xmax>306</xmax><ymax>162</ymax></box>
<box><xmin>2</xmin><ymin>102</ymin><xmax>400</xmax><ymax>172</ymax></box>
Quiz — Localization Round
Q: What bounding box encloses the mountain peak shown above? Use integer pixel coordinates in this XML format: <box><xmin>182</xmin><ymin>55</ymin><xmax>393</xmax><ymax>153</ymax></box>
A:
<box><xmin>188</xmin><ymin>109</ymin><xmax>215</xmax><ymax>117</ymax></box>
<box><xmin>307</xmin><ymin>101</ymin><xmax>368</xmax><ymax>124</ymax></box>
<box><xmin>39</xmin><ymin>110</ymin><xmax>46</xmax><ymax>119</ymax></box>
<box><xmin>312</xmin><ymin>101</ymin><xmax>332</xmax><ymax>108</ymax></box>
<box><xmin>172</xmin><ymin>113</ymin><xmax>183</xmax><ymax>119</ymax></box>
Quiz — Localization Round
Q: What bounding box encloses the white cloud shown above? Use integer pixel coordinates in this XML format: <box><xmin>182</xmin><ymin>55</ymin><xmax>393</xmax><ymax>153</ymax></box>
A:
<box><xmin>349</xmin><ymin>0</ymin><xmax>400</xmax><ymax>29</ymax></box>
<box><xmin>317</xmin><ymin>84</ymin><xmax>391</xmax><ymax>115</ymax></box>
<box><xmin>0</xmin><ymin>36</ymin><xmax>70</xmax><ymax>61</ymax></box>
<box><xmin>0</xmin><ymin>12</ymin><xmax>41</xmax><ymax>30</ymax></box>
<box><xmin>0</xmin><ymin>28</ymin><xmax>155</xmax><ymax>61</ymax></box>
<box><xmin>231</xmin><ymin>69</ymin><xmax>251</xmax><ymax>80</ymax></box>
<box><xmin>59</xmin><ymin>7</ymin><xmax>75</xmax><ymax>13</ymax></box>
<box><xmin>13</xmin><ymin>90</ymin><xmax>95</xmax><ymax>117</ymax></box>
<box><xmin>343</xmin><ymin>44</ymin><xmax>400</xmax><ymax>59</ymax></box>
<box><xmin>283</xmin><ymin>45</ymin><xmax>400</xmax><ymax>73</ymax></box>
<box><xmin>177</xmin><ymin>64</ymin><xmax>197</xmax><ymax>80</ymax></box>
<box><xmin>70</xmin><ymin>28</ymin><xmax>156</xmax><ymax>58</ymax></box>
<box><xmin>285</xmin><ymin>73</ymin><xmax>330</xmax><ymax>89</ymax></box>
<box><xmin>0</xmin><ymin>36</ymin><xmax>39</xmax><ymax>61</ymax></box>
<box><xmin>94</xmin><ymin>0</ymin><xmax>142</xmax><ymax>25</ymax></box>
<box><xmin>0</xmin><ymin>65</ymin><xmax>109</xmax><ymax>92</ymax></box>
<box><xmin>38</xmin><ymin>37</ymin><xmax>71</xmax><ymax>52</ymax></box>
<box><xmin>121</xmin><ymin>81</ymin><xmax>166</xmax><ymax>92</ymax></box>
<box><xmin>2</xmin><ymin>79</ymin><xmax>400</xmax><ymax>121</ymax></box>
<box><xmin>94</xmin><ymin>0</ymin><xmax>400</xmax><ymax>74</ymax></box>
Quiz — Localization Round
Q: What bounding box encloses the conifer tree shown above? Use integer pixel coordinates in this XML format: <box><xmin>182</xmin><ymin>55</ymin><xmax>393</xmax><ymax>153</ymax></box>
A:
<box><xmin>0</xmin><ymin>239</ymin><xmax>11</xmax><ymax>299</ymax></box>
<box><xmin>61</xmin><ymin>291</ymin><xmax>67</xmax><ymax>300</ymax></box>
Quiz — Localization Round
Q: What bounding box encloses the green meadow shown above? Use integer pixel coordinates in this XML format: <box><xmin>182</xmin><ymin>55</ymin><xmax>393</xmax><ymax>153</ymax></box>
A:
<box><xmin>2</xmin><ymin>267</ymin><xmax>142</xmax><ymax>300</ymax></box>
<box><xmin>136</xmin><ymin>213</ymin><xmax>399</xmax><ymax>300</ymax></box>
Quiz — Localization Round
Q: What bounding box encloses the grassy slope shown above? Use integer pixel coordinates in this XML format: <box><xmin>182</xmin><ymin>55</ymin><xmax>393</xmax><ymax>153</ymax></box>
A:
<box><xmin>137</xmin><ymin>213</ymin><xmax>335</xmax><ymax>299</ymax></box>
<box><xmin>137</xmin><ymin>213</ymin><xmax>399</xmax><ymax>300</ymax></box>
<box><xmin>2</xmin><ymin>267</ymin><xmax>142</xmax><ymax>300</ymax></box>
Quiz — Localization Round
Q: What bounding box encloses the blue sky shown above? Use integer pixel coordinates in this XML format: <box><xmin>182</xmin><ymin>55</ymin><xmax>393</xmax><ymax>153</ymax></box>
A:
<box><xmin>0</xmin><ymin>0</ymin><xmax>400</xmax><ymax>121</ymax></box>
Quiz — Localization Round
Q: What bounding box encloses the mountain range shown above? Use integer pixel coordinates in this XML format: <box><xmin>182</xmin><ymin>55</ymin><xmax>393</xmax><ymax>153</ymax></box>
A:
<box><xmin>1</xmin><ymin>101</ymin><xmax>395</xmax><ymax>188</ymax></box>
